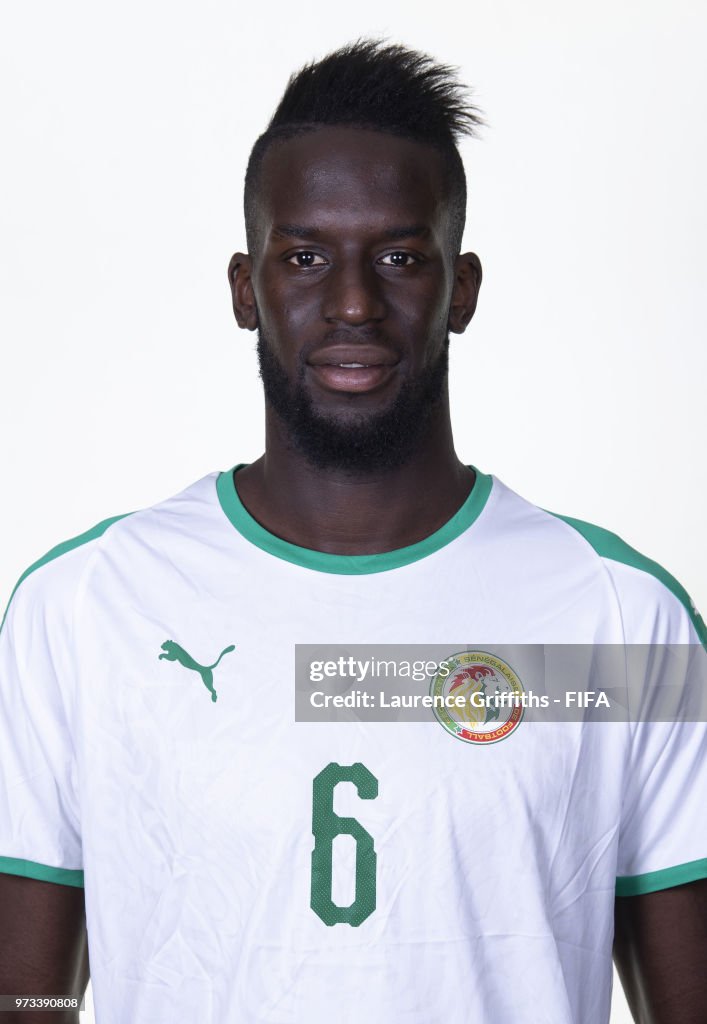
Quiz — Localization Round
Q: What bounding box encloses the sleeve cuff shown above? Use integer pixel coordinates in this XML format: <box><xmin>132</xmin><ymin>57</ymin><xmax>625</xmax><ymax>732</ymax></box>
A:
<box><xmin>0</xmin><ymin>855</ymin><xmax>84</xmax><ymax>888</ymax></box>
<box><xmin>616</xmin><ymin>856</ymin><xmax>707</xmax><ymax>897</ymax></box>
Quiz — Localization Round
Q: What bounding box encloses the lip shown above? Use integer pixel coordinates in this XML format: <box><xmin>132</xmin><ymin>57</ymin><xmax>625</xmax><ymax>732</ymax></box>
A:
<box><xmin>308</xmin><ymin>345</ymin><xmax>399</xmax><ymax>368</ymax></box>
<box><xmin>307</xmin><ymin>344</ymin><xmax>400</xmax><ymax>394</ymax></box>
<box><xmin>309</xmin><ymin>364</ymin><xmax>398</xmax><ymax>393</ymax></box>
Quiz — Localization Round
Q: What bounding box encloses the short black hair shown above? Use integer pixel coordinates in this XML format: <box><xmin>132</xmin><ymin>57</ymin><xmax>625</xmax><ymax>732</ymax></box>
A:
<box><xmin>244</xmin><ymin>39</ymin><xmax>484</xmax><ymax>256</ymax></box>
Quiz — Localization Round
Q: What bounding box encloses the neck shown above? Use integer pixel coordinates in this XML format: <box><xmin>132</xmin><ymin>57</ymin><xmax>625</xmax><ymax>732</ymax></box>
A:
<box><xmin>233</xmin><ymin>397</ymin><xmax>475</xmax><ymax>555</ymax></box>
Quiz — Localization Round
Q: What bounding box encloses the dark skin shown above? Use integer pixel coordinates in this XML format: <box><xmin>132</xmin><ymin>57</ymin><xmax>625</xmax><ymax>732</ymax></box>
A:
<box><xmin>226</xmin><ymin>124</ymin><xmax>707</xmax><ymax>1019</ymax></box>
<box><xmin>614</xmin><ymin>879</ymin><xmax>707</xmax><ymax>1022</ymax></box>
<box><xmin>0</xmin><ymin>874</ymin><xmax>88</xmax><ymax>1023</ymax></box>
<box><xmin>228</xmin><ymin>127</ymin><xmax>481</xmax><ymax>553</ymax></box>
<box><xmin>1</xmin><ymin>126</ymin><xmax>703</xmax><ymax>1022</ymax></box>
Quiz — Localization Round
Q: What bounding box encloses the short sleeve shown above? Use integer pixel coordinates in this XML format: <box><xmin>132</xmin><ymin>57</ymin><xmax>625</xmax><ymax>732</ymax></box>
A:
<box><xmin>616</xmin><ymin>718</ymin><xmax>707</xmax><ymax>895</ymax></box>
<box><xmin>613</xmin><ymin>567</ymin><xmax>707</xmax><ymax>896</ymax></box>
<box><xmin>0</xmin><ymin>565</ymin><xmax>84</xmax><ymax>887</ymax></box>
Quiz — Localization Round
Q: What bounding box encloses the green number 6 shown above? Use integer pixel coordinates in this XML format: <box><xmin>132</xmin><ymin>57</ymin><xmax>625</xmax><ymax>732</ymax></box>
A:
<box><xmin>310</xmin><ymin>762</ymin><xmax>378</xmax><ymax>926</ymax></box>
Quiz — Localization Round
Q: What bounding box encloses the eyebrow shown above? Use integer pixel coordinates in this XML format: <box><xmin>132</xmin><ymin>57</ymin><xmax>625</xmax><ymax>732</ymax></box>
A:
<box><xmin>271</xmin><ymin>224</ymin><xmax>431</xmax><ymax>241</ymax></box>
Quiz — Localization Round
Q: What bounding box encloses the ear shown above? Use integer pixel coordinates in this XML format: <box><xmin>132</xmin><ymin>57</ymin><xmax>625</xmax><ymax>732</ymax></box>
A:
<box><xmin>227</xmin><ymin>252</ymin><xmax>258</xmax><ymax>331</ymax></box>
<box><xmin>448</xmin><ymin>252</ymin><xmax>482</xmax><ymax>334</ymax></box>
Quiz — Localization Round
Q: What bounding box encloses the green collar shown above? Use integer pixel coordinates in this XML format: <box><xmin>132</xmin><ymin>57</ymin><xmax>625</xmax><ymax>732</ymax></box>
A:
<box><xmin>216</xmin><ymin>463</ymin><xmax>492</xmax><ymax>575</ymax></box>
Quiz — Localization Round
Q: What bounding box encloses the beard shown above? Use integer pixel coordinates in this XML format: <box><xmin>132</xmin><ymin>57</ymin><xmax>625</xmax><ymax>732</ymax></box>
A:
<box><xmin>256</xmin><ymin>329</ymin><xmax>450</xmax><ymax>473</ymax></box>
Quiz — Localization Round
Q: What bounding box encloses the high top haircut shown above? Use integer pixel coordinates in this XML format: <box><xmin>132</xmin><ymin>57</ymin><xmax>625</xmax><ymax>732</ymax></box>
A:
<box><xmin>243</xmin><ymin>38</ymin><xmax>484</xmax><ymax>257</ymax></box>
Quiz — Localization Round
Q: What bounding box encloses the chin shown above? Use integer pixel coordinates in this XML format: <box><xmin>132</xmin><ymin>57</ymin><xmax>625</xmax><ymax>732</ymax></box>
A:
<box><xmin>257</xmin><ymin>328</ymin><xmax>449</xmax><ymax>472</ymax></box>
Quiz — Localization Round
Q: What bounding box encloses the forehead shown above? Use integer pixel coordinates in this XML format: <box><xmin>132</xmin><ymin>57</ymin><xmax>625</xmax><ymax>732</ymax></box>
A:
<box><xmin>256</xmin><ymin>126</ymin><xmax>449</xmax><ymax>236</ymax></box>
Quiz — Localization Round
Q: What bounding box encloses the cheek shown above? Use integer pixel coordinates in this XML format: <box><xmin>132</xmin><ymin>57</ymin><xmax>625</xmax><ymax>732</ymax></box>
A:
<box><xmin>425</xmin><ymin>278</ymin><xmax>455</xmax><ymax>344</ymax></box>
<box><xmin>255</xmin><ymin>274</ymin><xmax>320</xmax><ymax>339</ymax></box>
<box><xmin>390</xmin><ymin>287</ymin><xmax>450</xmax><ymax>349</ymax></box>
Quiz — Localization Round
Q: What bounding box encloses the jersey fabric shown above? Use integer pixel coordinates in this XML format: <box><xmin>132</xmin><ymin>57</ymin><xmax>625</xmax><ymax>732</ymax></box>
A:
<box><xmin>1</xmin><ymin>464</ymin><xmax>705</xmax><ymax>1024</ymax></box>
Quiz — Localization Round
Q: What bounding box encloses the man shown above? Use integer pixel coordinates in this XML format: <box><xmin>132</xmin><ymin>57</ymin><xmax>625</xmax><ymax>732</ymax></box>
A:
<box><xmin>0</xmin><ymin>39</ymin><xmax>705</xmax><ymax>1024</ymax></box>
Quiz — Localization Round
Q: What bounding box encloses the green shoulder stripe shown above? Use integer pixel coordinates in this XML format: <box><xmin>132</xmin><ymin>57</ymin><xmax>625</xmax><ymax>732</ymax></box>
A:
<box><xmin>549</xmin><ymin>512</ymin><xmax>707</xmax><ymax>646</ymax></box>
<box><xmin>0</xmin><ymin>512</ymin><xmax>132</xmax><ymax>636</ymax></box>
<box><xmin>0</xmin><ymin>855</ymin><xmax>84</xmax><ymax>888</ymax></box>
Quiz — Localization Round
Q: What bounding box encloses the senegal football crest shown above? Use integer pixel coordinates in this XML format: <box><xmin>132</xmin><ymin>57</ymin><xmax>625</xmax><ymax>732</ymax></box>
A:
<box><xmin>430</xmin><ymin>650</ymin><xmax>524</xmax><ymax>744</ymax></box>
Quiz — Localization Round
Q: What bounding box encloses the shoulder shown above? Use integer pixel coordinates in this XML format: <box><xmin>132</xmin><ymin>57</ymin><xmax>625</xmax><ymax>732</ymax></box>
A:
<box><xmin>1</xmin><ymin>471</ymin><xmax>220</xmax><ymax>636</ymax></box>
<box><xmin>486</xmin><ymin>474</ymin><xmax>706</xmax><ymax>646</ymax></box>
<box><xmin>546</xmin><ymin>510</ymin><xmax>705</xmax><ymax>646</ymax></box>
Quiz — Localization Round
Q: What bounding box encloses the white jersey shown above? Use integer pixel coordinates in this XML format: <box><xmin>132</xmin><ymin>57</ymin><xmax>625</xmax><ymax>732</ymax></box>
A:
<box><xmin>1</xmin><ymin>465</ymin><xmax>705</xmax><ymax>1024</ymax></box>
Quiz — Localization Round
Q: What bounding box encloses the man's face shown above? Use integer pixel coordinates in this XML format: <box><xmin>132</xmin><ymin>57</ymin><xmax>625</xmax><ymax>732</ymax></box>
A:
<box><xmin>235</xmin><ymin>126</ymin><xmax>479</xmax><ymax>471</ymax></box>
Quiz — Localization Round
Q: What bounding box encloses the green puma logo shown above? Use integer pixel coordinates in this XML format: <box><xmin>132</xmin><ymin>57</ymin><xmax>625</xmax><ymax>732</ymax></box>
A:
<box><xmin>158</xmin><ymin>640</ymin><xmax>236</xmax><ymax>702</ymax></box>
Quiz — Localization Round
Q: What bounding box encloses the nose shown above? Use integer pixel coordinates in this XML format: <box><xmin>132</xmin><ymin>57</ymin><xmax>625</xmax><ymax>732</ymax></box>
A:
<box><xmin>322</xmin><ymin>258</ymin><xmax>386</xmax><ymax>326</ymax></box>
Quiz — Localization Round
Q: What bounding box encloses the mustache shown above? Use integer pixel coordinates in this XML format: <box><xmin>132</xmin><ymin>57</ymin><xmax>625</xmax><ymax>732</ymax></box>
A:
<box><xmin>300</xmin><ymin>327</ymin><xmax>399</xmax><ymax>362</ymax></box>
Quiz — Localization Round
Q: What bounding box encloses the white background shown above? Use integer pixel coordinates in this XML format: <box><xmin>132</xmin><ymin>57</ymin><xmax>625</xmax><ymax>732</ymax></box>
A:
<box><xmin>1</xmin><ymin>2</ymin><xmax>705</xmax><ymax>1021</ymax></box>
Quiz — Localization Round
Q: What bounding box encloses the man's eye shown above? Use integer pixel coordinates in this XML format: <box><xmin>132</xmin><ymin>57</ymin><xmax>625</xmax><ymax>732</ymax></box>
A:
<box><xmin>287</xmin><ymin>251</ymin><xmax>327</xmax><ymax>267</ymax></box>
<box><xmin>379</xmin><ymin>252</ymin><xmax>417</xmax><ymax>267</ymax></box>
